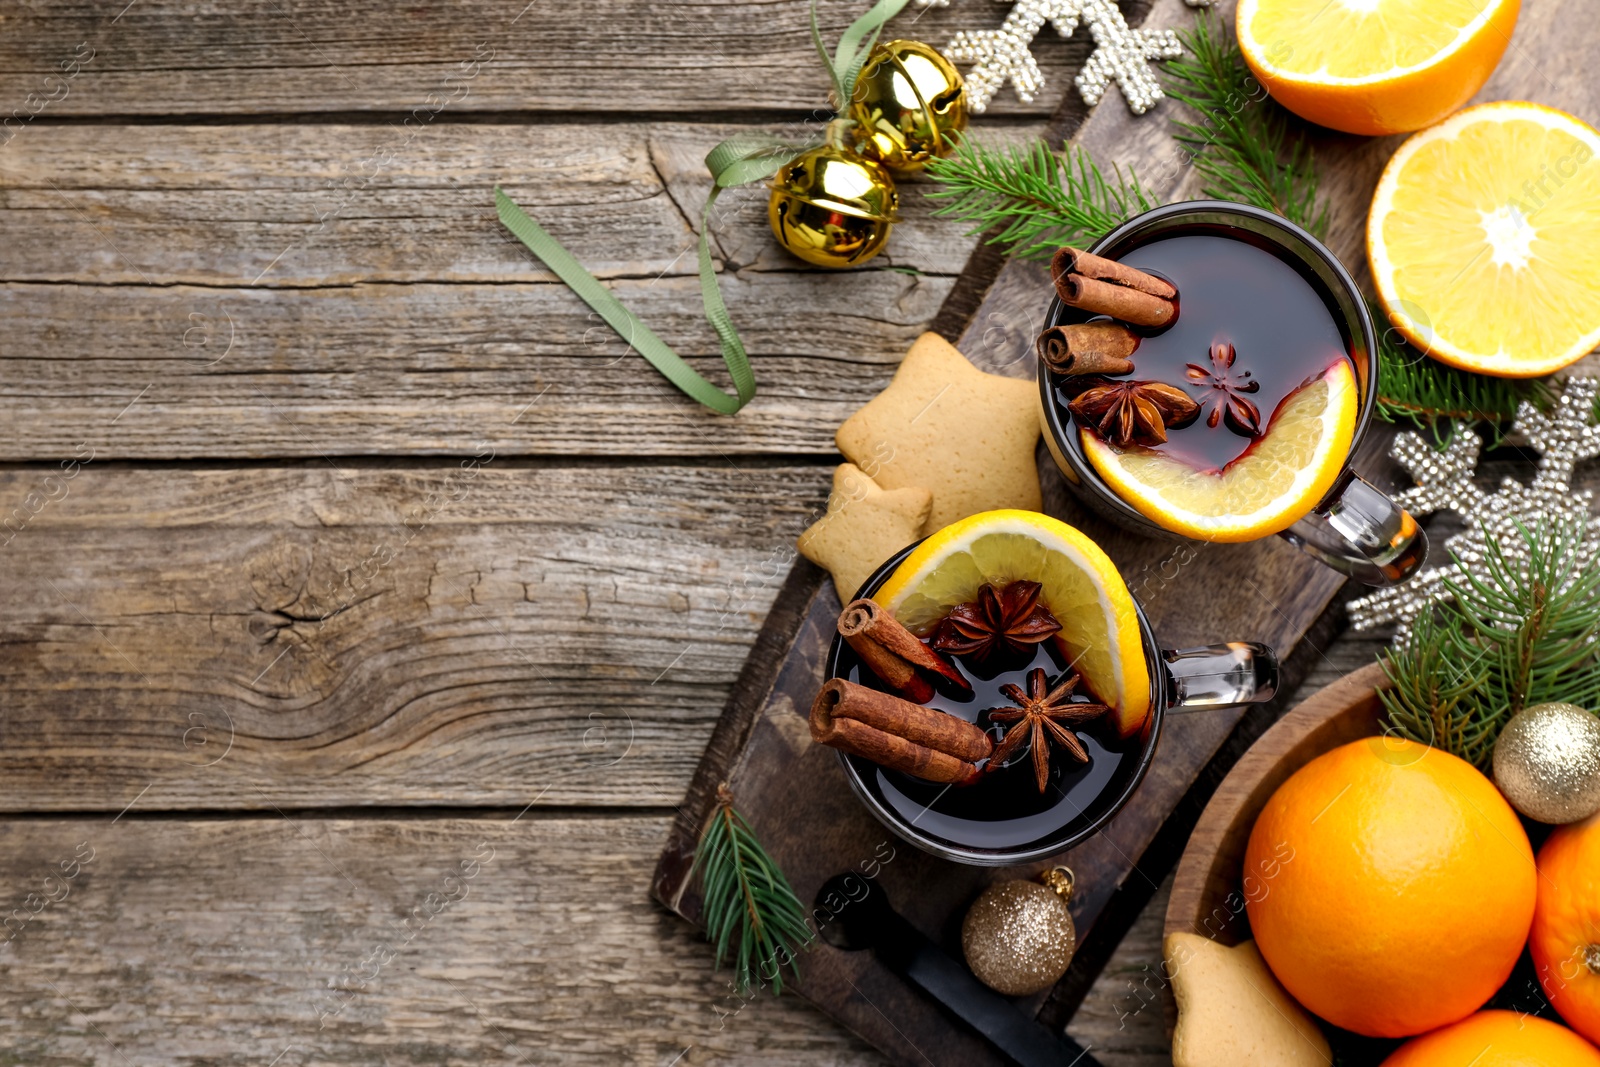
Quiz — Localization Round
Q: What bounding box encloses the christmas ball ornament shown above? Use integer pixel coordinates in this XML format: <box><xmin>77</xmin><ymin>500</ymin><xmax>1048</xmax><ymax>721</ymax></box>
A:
<box><xmin>1493</xmin><ymin>703</ymin><xmax>1600</xmax><ymax>824</ymax></box>
<box><xmin>849</xmin><ymin>39</ymin><xmax>968</xmax><ymax>171</ymax></box>
<box><xmin>768</xmin><ymin>143</ymin><xmax>899</xmax><ymax>268</ymax></box>
<box><xmin>961</xmin><ymin>866</ymin><xmax>1076</xmax><ymax>996</ymax></box>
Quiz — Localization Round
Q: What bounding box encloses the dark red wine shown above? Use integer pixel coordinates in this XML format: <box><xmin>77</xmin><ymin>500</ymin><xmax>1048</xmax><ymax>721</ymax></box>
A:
<box><xmin>842</xmin><ymin>640</ymin><xmax>1144</xmax><ymax>852</ymax></box>
<box><xmin>1058</xmin><ymin>232</ymin><xmax>1355</xmax><ymax>471</ymax></box>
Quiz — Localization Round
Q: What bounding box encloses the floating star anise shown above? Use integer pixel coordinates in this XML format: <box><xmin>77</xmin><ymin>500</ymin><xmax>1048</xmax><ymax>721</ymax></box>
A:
<box><xmin>1186</xmin><ymin>342</ymin><xmax>1262</xmax><ymax>437</ymax></box>
<box><xmin>930</xmin><ymin>581</ymin><xmax>1061</xmax><ymax>666</ymax></box>
<box><xmin>986</xmin><ymin>667</ymin><xmax>1110</xmax><ymax>794</ymax></box>
<box><xmin>1068</xmin><ymin>379</ymin><xmax>1199</xmax><ymax>447</ymax></box>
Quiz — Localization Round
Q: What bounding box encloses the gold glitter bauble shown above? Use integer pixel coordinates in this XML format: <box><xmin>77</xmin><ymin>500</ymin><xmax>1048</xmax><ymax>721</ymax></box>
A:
<box><xmin>849</xmin><ymin>39</ymin><xmax>968</xmax><ymax>171</ymax></box>
<box><xmin>768</xmin><ymin>144</ymin><xmax>899</xmax><ymax>269</ymax></box>
<box><xmin>961</xmin><ymin>867</ymin><xmax>1077</xmax><ymax>996</ymax></box>
<box><xmin>1493</xmin><ymin>702</ymin><xmax>1600</xmax><ymax>824</ymax></box>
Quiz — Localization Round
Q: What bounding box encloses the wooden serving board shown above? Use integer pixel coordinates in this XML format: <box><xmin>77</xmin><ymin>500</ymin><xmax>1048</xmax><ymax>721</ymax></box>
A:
<box><xmin>644</xmin><ymin>0</ymin><xmax>1483</xmax><ymax>1056</ymax></box>
<box><xmin>649</xmin><ymin>1</ymin><xmax>1388</xmax><ymax>1059</ymax></box>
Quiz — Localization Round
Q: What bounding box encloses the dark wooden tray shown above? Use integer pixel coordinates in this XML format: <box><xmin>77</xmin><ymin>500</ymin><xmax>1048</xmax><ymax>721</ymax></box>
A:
<box><xmin>651</xmin><ymin>2</ymin><xmax>1394</xmax><ymax>1061</ymax></box>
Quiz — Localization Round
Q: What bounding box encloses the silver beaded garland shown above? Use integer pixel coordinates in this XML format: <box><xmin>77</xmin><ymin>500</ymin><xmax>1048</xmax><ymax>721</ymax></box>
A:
<box><xmin>1349</xmin><ymin>378</ymin><xmax>1600</xmax><ymax>640</ymax></box>
<box><xmin>1493</xmin><ymin>702</ymin><xmax>1600</xmax><ymax>824</ymax></box>
<box><xmin>916</xmin><ymin>0</ymin><xmax>1183</xmax><ymax>113</ymax></box>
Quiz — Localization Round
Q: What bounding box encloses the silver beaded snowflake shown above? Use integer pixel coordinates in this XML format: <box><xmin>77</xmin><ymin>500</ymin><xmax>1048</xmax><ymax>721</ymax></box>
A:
<box><xmin>1348</xmin><ymin>378</ymin><xmax>1600</xmax><ymax>640</ymax></box>
<box><xmin>914</xmin><ymin>0</ymin><xmax>1188</xmax><ymax>114</ymax></box>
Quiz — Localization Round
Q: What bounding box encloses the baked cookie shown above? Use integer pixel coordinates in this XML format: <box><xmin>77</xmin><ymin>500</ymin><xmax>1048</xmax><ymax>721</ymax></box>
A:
<box><xmin>1166</xmin><ymin>933</ymin><xmax>1331</xmax><ymax>1067</ymax></box>
<box><xmin>798</xmin><ymin>464</ymin><xmax>932</xmax><ymax>601</ymax></box>
<box><xmin>836</xmin><ymin>333</ymin><xmax>1041</xmax><ymax>534</ymax></box>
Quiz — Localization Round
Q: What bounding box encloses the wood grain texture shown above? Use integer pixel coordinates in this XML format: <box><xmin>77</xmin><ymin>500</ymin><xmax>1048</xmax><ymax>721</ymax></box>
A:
<box><xmin>0</xmin><ymin>275</ymin><xmax>948</xmax><ymax>460</ymax></box>
<box><xmin>0</xmin><ymin>463</ymin><xmax>832</xmax><ymax>810</ymax></box>
<box><xmin>0</xmin><ymin>122</ymin><xmax>1050</xmax><ymax>460</ymax></box>
<box><xmin>0</xmin><ymin>0</ymin><xmax>1100</xmax><ymax>117</ymax></box>
<box><xmin>0</xmin><ymin>123</ymin><xmax>1035</xmax><ymax>284</ymax></box>
<box><xmin>0</xmin><ymin>814</ymin><xmax>889</xmax><ymax>1065</ymax></box>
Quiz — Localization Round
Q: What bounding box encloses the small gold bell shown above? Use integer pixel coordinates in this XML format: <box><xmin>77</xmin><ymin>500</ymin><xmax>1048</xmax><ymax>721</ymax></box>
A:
<box><xmin>849</xmin><ymin>39</ymin><xmax>968</xmax><ymax>171</ymax></box>
<box><xmin>768</xmin><ymin>140</ymin><xmax>900</xmax><ymax>269</ymax></box>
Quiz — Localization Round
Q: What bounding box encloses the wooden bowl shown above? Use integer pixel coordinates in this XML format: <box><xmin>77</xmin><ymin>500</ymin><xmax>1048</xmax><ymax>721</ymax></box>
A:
<box><xmin>1165</xmin><ymin>662</ymin><xmax>1390</xmax><ymax>944</ymax></box>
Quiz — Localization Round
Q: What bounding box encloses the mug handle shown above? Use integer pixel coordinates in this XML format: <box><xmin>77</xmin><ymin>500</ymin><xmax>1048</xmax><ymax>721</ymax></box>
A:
<box><xmin>1279</xmin><ymin>470</ymin><xmax>1429</xmax><ymax>586</ymax></box>
<box><xmin>1164</xmin><ymin>642</ymin><xmax>1279</xmax><ymax>710</ymax></box>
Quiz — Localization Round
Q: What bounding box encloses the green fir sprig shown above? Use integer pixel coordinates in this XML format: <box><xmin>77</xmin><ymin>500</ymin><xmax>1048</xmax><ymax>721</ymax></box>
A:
<box><xmin>689</xmin><ymin>784</ymin><xmax>812</xmax><ymax>995</ymax></box>
<box><xmin>921</xmin><ymin>10</ymin><xmax>1544</xmax><ymax>431</ymax></box>
<box><xmin>1370</xmin><ymin>303</ymin><xmax>1552</xmax><ymax>441</ymax></box>
<box><xmin>924</xmin><ymin>138</ymin><xmax>1156</xmax><ymax>261</ymax></box>
<box><xmin>1380</xmin><ymin>519</ymin><xmax>1600</xmax><ymax>769</ymax></box>
<box><xmin>1163</xmin><ymin>13</ymin><xmax>1324</xmax><ymax>235</ymax></box>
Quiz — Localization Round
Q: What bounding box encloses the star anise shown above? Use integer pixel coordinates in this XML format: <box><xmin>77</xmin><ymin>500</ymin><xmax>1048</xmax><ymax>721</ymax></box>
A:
<box><xmin>930</xmin><ymin>581</ymin><xmax>1061</xmax><ymax>666</ymax></box>
<box><xmin>1068</xmin><ymin>379</ymin><xmax>1199</xmax><ymax>447</ymax></box>
<box><xmin>1186</xmin><ymin>342</ymin><xmax>1262</xmax><ymax>437</ymax></box>
<box><xmin>986</xmin><ymin>667</ymin><xmax>1110</xmax><ymax>794</ymax></box>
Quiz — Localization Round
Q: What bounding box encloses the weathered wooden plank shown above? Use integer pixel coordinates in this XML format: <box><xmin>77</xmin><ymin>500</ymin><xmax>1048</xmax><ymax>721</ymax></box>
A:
<box><xmin>0</xmin><ymin>813</ymin><xmax>887</xmax><ymax>1065</ymax></box>
<box><xmin>0</xmin><ymin>274</ymin><xmax>949</xmax><ymax>460</ymax></box>
<box><xmin>0</xmin><ymin>0</ymin><xmax>1089</xmax><ymax>118</ymax></box>
<box><xmin>0</xmin><ymin>121</ymin><xmax>1058</xmax><ymax>460</ymax></box>
<box><xmin>0</xmin><ymin>123</ymin><xmax>1033</xmax><ymax>284</ymax></box>
<box><xmin>0</xmin><ymin>463</ymin><xmax>834</xmax><ymax>810</ymax></box>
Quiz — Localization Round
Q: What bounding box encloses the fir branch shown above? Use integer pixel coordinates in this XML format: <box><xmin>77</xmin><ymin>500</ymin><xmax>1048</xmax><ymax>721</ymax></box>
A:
<box><xmin>1163</xmin><ymin>13</ymin><xmax>1325</xmax><ymax>236</ymax></box>
<box><xmin>923</xmin><ymin>137</ymin><xmax>1157</xmax><ymax>261</ymax></box>
<box><xmin>1380</xmin><ymin>519</ymin><xmax>1600</xmax><ymax>769</ymax></box>
<box><xmin>1371</xmin><ymin>303</ymin><xmax>1552</xmax><ymax>442</ymax></box>
<box><xmin>689</xmin><ymin>784</ymin><xmax>812</xmax><ymax>995</ymax></box>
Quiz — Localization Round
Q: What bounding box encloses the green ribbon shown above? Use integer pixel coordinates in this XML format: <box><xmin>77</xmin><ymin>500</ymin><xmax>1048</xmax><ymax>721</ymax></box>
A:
<box><xmin>814</xmin><ymin>0</ymin><xmax>912</xmax><ymax>105</ymax></box>
<box><xmin>494</xmin><ymin>0</ymin><xmax>910</xmax><ymax>415</ymax></box>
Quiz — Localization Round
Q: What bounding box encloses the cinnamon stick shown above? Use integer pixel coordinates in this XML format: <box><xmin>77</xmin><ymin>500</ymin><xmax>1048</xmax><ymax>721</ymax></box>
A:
<box><xmin>839</xmin><ymin>598</ymin><xmax>970</xmax><ymax>696</ymax></box>
<box><xmin>810</xmin><ymin>678</ymin><xmax>990</xmax><ymax>785</ymax></box>
<box><xmin>1037</xmin><ymin>322</ymin><xmax>1139</xmax><ymax>376</ymax></box>
<box><xmin>1051</xmin><ymin>246</ymin><xmax>1177</xmax><ymax>329</ymax></box>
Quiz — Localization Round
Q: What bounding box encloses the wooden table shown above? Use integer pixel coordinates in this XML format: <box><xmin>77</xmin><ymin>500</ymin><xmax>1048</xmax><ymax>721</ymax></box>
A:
<box><xmin>0</xmin><ymin>0</ymin><xmax>1593</xmax><ymax>1063</ymax></box>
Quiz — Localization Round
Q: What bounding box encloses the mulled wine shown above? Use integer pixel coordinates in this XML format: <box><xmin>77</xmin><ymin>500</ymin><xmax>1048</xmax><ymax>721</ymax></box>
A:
<box><xmin>1054</xmin><ymin>230</ymin><xmax>1357</xmax><ymax>473</ymax></box>
<box><xmin>839</xmin><ymin>638</ymin><xmax>1146</xmax><ymax>853</ymax></box>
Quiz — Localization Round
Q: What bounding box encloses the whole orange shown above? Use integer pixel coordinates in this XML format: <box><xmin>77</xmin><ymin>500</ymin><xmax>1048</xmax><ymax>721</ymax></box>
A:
<box><xmin>1245</xmin><ymin>737</ymin><xmax>1536</xmax><ymax>1037</ymax></box>
<box><xmin>1382</xmin><ymin>1010</ymin><xmax>1600</xmax><ymax>1066</ymax></box>
<box><xmin>1532</xmin><ymin>811</ymin><xmax>1600</xmax><ymax>1045</ymax></box>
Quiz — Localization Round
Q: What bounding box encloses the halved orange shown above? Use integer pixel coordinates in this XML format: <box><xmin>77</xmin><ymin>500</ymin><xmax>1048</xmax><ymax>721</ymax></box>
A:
<box><xmin>1237</xmin><ymin>0</ymin><xmax>1519</xmax><ymax>136</ymax></box>
<box><xmin>1369</xmin><ymin>102</ymin><xmax>1600</xmax><ymax>377</ymax></box>
<box><xmin>1082</xmin><ymin>361</ymin><xmax>1357</xmax><ymax>544</ymax></box>
<box><xmin>873</xmin><ymin>510</ymin><xmax>1151</xmax><ymax>736</ymax></box>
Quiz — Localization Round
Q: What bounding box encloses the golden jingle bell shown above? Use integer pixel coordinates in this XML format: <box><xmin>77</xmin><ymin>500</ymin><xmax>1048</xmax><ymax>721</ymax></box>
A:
<box><xmin>768</xmin><ymin>144</ymin><xmax>900</xmax><ymax>269</ymax></box>
<box><xmin>962</xmin><ymin>866</ymin><xmax>1077</xmax><ymax>996</ymax></box>
<box><xmin>849</xmin><ymin>39</ymin><xmax>968</xmax><ymax>171</ymax></box>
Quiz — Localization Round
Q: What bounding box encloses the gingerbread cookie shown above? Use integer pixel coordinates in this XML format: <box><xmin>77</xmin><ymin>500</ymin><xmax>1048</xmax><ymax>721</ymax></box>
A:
<box><xmin>798</xmin><ymin>464</ymin><xmax>932</xmax><ymax>601</ymax></box>
<box><xmin>1166</xmin><ymin>933</ymin><xmax>1331</xmax><ymax>1067</ymax></box>
<box><xmin>836</xmin><ymin>333</ymin><xmax>1042</xmax><ymax>534</ymax></box>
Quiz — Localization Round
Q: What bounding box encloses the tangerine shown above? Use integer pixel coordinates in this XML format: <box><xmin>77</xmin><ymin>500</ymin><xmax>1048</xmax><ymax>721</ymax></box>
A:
<box><xmin>1532</xmin><ymin>810</ymin><xmax>1600</xmax><ymax>1046</ymax></box>
<box><xmin>1245</xmin><ymin>737</ymin><xmax>1536</xmax><ymax>1037</ymax></box>
<box><xmin>1382</xmin><ymin>1010</ymin><xmax>1600</xmax><ymax>1066</ymax></box>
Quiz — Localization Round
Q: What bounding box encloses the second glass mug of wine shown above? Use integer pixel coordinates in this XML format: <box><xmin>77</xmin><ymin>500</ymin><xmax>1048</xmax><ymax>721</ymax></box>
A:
<box><xmin>1036</xmin><ymin>200</ymin><xmax>1428</xmax><ymax>586</ymax></box>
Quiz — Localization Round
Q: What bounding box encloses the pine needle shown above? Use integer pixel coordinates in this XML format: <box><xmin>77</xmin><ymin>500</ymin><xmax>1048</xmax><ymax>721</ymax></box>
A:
<box><xmin>1163</xmin><ymin>13</ymin><xmax>1324</xmax><ymax>235</ymax></box>
<box><xmin>1369</xmin><ymin>300</ymin><xmax>1551</xmax><ymax>443</ymax></box>
<box><xmin>1380</xmin><ymin>519</ymin><xmax>1600</xmax><ymax>769</ymax></box>
<box><xmin>688</xmin><ymin>784</ymin><xmax>812</xmax><ymax>995</ymax></box>
<box><xmin>923</xmin><ymin>137</ymin><xmax>1157</xmax><ymax>261</ymax></box>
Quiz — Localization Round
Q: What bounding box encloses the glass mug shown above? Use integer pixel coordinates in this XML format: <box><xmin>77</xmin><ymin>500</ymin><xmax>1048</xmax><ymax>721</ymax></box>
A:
<box><xmin>826</xmin><ymin>542</ymin><xmax>1280</xmax><ymax>867</ymax></box>
<box><xmin>1036</xmin><ymin>200</ymin><xmax>1427</xmax><ymax>586</ymax></box>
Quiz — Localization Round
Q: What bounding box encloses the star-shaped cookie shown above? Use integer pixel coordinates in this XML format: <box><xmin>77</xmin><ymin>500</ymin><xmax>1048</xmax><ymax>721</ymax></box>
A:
<box><xmin>836</xmin><ymin>333</ymin><xmax>1042</xmax><ymax>534</ymax></box>
<box><xmin>1165</xmin><ymin>933</ymin><xmax>1331</xmax><ymax>1067</ymax></box>
<box><xmin>798</xmin><ymin>464</ymin><xmax>932</xmax><ymax>601</ymax></box>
